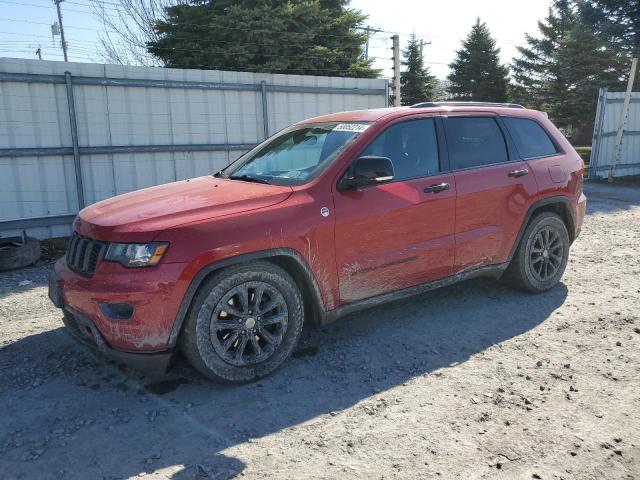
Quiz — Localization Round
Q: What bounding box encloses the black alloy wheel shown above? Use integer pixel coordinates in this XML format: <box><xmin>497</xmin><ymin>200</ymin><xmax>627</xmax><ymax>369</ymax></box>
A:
<box><xmin>209</xmin><ymin>282</ymin><xmax>288</xmax><ymax>367</ymax></box>
<box><xmin>528</xmin><ymin>226</ymin><xmax>565</xmax><ymax>282</ymax></box>
<box><xmin>180</xmin><ymin>261</ymin><xmax>304</xmax><ymax>383</ymax></box>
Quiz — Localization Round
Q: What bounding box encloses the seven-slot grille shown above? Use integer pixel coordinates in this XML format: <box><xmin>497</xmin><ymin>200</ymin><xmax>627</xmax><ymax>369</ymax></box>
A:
<box><xmin>66</xmin><ymin>233</ymin><xmax>108</xmax><ymax>276</ymax></box>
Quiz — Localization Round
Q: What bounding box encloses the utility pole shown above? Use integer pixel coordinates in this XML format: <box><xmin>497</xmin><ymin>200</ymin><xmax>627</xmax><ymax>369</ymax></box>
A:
<box><xmin>53</xmin><ymin>0</ymin><xmax>68</xmax><ymax>62</ymax></box>
<box><xmin>608</xmin><ymin>57</ymin><xmax>637</xmax><ymax>182</ymax></box>
<box><xmin>391</xmin><ymin>34</ymin><xmax>400</xmax><ymax>107</ymax></box>
<box><xmin>418</xmin><ymin>39</ymin><xmax>431</xmax><ymax>57</ymax></box>
<box><xmin>362</xmin><ymin>25</ymin><xmax>383</xmax><ymax>61</ymax></box>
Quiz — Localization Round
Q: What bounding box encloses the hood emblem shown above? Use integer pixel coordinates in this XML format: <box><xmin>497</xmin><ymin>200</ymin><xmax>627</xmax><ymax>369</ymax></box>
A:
<box><xmin>320</xmin><ymin>207</ymin><xmax>330</xmax><ymax>217</ymax></box>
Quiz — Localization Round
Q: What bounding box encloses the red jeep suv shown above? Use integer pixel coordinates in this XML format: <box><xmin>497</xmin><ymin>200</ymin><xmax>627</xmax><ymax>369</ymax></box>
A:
<box><xmin>49</xmin><ymin>102</ymin><xmax>587</xmax><ymax>383</ymax></box>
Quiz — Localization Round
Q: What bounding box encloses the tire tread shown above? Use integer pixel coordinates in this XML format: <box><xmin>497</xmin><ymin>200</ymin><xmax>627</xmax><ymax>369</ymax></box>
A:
<box><xmin>179</xmin><ymin>261</ymin><xmax>304</xmax><ymax>384</ymax></box>
<box><xmin>504</xmin><ymin>211</ymin><xmax>570</xmax><ymax>293</ymax></box>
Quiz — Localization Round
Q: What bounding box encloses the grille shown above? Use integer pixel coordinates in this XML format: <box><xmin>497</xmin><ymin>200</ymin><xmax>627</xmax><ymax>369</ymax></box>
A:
<box><xmin>66</xmin><ymin>233</ymin><xmax>108</xmax><ymax>276</ymax></box>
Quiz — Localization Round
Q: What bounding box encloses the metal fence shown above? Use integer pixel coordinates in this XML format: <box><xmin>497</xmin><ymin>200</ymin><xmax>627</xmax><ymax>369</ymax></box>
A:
<box><xmin>0</xmin><ymin>58</ymin><xmax>388</xmax><ymax>238</ymax></box>
<box><xmin>589</xmin><ymin>88</ymin><xmax>640</xmax><ymax>179</ymax></box>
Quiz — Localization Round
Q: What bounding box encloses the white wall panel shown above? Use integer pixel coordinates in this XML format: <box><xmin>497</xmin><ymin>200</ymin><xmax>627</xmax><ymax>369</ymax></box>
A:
<box><xmin>0</xmin><ymin>58</ymin><xmax>387</xmax><ymax>238</ymax></box>
<box><xmin>591</xmin><ymin>91</ymin><xmax>640</xmax><ymax>178</ymax></box>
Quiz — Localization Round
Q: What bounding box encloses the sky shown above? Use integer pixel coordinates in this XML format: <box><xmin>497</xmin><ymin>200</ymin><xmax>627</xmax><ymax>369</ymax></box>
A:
<box><xmin>0</xmin><ymin>0</ymin><xmax>553</xmax><ymax>79</ymax></box>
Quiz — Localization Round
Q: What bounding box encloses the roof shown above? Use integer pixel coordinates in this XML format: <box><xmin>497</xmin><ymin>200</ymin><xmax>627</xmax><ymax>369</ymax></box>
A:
<box><xmin>299</xmin><ymin>108</ymin><xmax>410</xmax><ymax>124</ymax></box>
<box><xmin>411</xmin><ymin>101</ymin><xmax>525</xmax><ymax>109</ymax></box>
<box><xmin>301</xmin><ymin>103</ymin><xmax>540</xmax><ymax>125</ymax></box>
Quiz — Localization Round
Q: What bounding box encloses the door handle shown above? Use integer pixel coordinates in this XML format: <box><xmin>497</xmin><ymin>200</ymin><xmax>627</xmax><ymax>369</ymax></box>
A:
<box><xmin>508</xmin><ymin>168</ymin><xmax>529</xmax><ymax>178</ymax></box>
<box><xmin>424</xmin><ymin>182</ymin><xmax>450</xmax><ymax>193</ymax></box>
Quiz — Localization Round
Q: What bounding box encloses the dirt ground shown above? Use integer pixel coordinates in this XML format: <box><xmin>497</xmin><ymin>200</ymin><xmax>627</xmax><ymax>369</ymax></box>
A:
<box><xmin>0</xmin><ymin>182</ymin><xmax>638</xmax><ymax>480</ymax></box>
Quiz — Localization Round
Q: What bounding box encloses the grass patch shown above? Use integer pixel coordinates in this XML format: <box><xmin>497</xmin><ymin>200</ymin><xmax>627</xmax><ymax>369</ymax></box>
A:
<box><xmin>574</xmin><ymin>146</ymin><xmax>591</xmax><ymax>176</ymax></box>
<box><xmin>574</xmin><ymin>146</ymin><xmax>591</xmax><ymax>164</ymax></box>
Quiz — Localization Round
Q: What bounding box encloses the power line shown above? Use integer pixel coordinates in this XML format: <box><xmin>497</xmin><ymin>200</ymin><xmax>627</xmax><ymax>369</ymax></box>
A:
<box><xmin>0</xmin><ymin>31</ymin><xmax>52</xmax><ymax>40</ymax></box>
<box><xmin>0</xmin><ymin>7</ymin><xmax>454</xmax><ymax>73</ymax></box>
<box><xmin>0</xmin><ymin>16</ymin><xmax>114</xmax><ymax>32</ymax></box>
<box><xmin>1</xmin><ymin>33</ymin><xmax>451</xmax><ymax>67</ymax></box>
<box><xmin>0</xmin><ymin>2</ymin><xmax>528</xmax><ymax>45</ymax></box>
<box><xmin>0</xmin><ymin>0</ymin><xmax>95</xmax><ymax>14</ymax></box>
<box><xmin>0</xmin><ymin>18</ymin><xmax>388</xmax><ymax>58</ymax></box>
<box><xmin>0</xmin><ymin>15</ymin><xmax>382</xmax><ymax>40</ymax></box>
<box><xmin>0</xmin><ymin>15</ymin><xmax>388</xmax><ymax>49</ymax></box>
<box><xmin>0</xmin><ymin>0</ymin><xmax>125</xmax><ymax>15</ymax></box>
<box><xmin>69</xmin><ymin>0</ymin><xmax>126</xmax><ymax>8</ymax></box>
<box><xmin>361</xmin><ymin>25</ymin><xmax>384</xmax><ymax>61</ymax></box>
<box><xmin>10</xmin><ymin>31</ymin><xmax>390</xmax><ymax>62</ymax></box>
<box><xmin>0</xmin><ymin>45</ymin><xmax>386</xmax><ymax>74</ymax></box>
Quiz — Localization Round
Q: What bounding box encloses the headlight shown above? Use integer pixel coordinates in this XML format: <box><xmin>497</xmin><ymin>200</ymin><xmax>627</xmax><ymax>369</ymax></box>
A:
<box><xmin>104</xmin><ymin>242</ymin><xmax>168</xmax><ymax>267</ymax></box>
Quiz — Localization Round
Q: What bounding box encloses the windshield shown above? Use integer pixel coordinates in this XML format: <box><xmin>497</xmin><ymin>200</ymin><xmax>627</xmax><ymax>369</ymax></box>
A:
<box><xmin>221</xmin><ymin>122</ymin><xmax>370</xmax><ymax>186</ymax></box>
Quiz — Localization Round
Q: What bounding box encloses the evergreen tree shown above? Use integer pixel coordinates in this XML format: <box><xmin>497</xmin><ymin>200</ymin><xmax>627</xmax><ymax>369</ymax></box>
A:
<box><xmin>579</xmin><ymin>0</ymin><xmax>639</xmax><ymax>89</ymax></box>
<box><xmin>400</xmin><ymin>33</ymin><xmax>437</xmax><ymax>105</ymax></box>
<box><xmin>511</xmin><ymin>0</ymin><xmax>623</xmax><ymax>135</ymax></box>
<box><xmin>147</xmin><ymin>0</ymin><xmax>379</xmax><ymax>78</ymax></box>
<box><xmin>579</xmin><ymin>0</ymin><xmax>640</xmax><ymax>57</ymax></box>
<box><xmin>511</xmin><ymin>0</ymin><xmax>576</xmax><ymax>126</ymax></box>
<box><xmin>556</xmin><ymin>20</ymin><xmax>623</xmax><ymax>135</ymax></box>
<box><xmin>447</xmin><ymin>18</ymin><xmax>509</xmax><ymax>102</ymax></box>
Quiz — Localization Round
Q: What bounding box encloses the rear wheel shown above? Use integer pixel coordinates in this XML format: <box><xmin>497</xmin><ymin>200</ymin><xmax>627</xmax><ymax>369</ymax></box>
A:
<box><xmin>180</xmin><ymin>261</ymin><xmax>304</xmax><ymax>383</ymax></box>
<box><xmin>504</xmin><ymin>212</ymin><xmax>570</xmax><ymax>293</ymax></box>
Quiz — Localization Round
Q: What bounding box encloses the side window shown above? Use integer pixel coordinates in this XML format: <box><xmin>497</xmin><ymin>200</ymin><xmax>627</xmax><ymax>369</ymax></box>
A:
<box><xmin>446</xmin><ymin>117</ymin><xmax>508</xmax><ymax>170</ymax></box>
<box><xmin>362</xmin><ymin>118</ymin><xmax>439</xmax><ymax>180</ymax></box>
<box><xmin>502</xmin><ymin>117</ymin><xmax>559</xmax><ymax>159</ymax></box>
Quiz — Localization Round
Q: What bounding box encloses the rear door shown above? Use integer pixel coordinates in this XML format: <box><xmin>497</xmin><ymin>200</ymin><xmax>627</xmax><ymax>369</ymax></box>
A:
<box><xmin>333</xmin><ymin>117</ymin><xmax>457</xmax><ymax>304</ymax></box>
<box><xmin>444</xmin><ymin>115</ymin><xmax>538</xmax><ymax>272</ymax></box>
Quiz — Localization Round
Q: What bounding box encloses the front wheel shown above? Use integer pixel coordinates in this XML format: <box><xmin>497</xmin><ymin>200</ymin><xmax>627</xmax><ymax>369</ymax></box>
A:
<box><xmin>503</xmin><ymin>212</ymin><xmax>570</xmax><ymax>293</ymax></box>
<box><xmin>180</xmin><ymin>261</ymin><xmax>304</xmax><ymax>383</ymax></box>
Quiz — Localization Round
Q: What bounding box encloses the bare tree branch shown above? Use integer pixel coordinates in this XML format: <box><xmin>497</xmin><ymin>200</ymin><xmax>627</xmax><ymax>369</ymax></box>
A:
<box><xmin>90</xmin><ymin>0</ymin><xmax>180</xmax><ymax>66</ymax></box>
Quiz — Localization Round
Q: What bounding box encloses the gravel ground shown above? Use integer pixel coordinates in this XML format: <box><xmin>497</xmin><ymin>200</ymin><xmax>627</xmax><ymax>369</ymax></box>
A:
<box><xmin>0</xmin><ymin>182</ymin><xmax>638</xmax><ymax>480</ymax></box>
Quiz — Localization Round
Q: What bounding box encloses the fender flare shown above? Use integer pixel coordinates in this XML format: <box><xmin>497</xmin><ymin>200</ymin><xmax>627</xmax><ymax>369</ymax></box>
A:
<box><xmin>166</xmin><ymin>247</ymin><xmax>326</xmax><ymax>348</ymax></box>
<box><xmin>508</xmin><ymin>195</ymin><xmax>576</xmax><ymax>262</ymax></box>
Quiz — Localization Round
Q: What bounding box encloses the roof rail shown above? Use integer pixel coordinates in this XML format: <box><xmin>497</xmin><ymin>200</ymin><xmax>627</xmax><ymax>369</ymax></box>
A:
<box><xmin>411</xmin><ymin>101</ymin><xmax>525</xmax><ymax>109</ymax></box>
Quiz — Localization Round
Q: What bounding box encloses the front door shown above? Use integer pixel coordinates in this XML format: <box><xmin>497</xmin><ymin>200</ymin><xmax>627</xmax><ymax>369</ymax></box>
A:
<box><xmin>333</xmin><ymin>117</ymin><xmax>456</xmax><ymax>304</ymax></box>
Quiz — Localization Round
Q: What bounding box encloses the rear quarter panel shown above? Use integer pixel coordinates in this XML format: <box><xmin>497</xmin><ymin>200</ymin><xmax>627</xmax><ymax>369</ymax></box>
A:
<box><xmin>526</xmin><ymin>154</ymin><xmax>584</xmax><ymax>220</ymax></box>
<box><xmin>521</xmin><ymin>112</ymin><xmax>585</xmax><ymax>234</ymax></box>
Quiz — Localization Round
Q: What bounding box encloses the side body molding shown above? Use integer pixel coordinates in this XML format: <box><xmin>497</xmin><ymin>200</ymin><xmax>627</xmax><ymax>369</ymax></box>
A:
<box><xmin>168</xmin><ymin>195</ymin><xmax>576</xmax><ymax>348</ymax></box>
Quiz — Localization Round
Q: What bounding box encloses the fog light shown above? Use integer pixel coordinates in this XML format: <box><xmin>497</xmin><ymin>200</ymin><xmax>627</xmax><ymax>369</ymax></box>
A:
<box><xmin>100</xmin><ymin>303</ymin><xmax>134</xmax><ymax>321</ymax></box>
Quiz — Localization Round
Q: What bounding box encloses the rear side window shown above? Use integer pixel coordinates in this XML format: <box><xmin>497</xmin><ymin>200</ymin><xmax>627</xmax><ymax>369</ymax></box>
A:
<box><xmin>445</xmin><ymin>117</ymin><xmax>508</xmax><ymax>170</ymax></box>
<box><xmin>502</xmin><ymin>117</ymin><xmax>558</xmax><ymax>159</ymax></box>
<box><xmin>362</xmin><ymin>118</ymin><xmax>439</xmax><ymax>180</ymax></box>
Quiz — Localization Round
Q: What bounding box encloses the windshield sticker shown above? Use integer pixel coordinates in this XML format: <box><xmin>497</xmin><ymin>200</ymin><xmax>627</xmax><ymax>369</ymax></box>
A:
<box><xmin>333</xmin><ymin>123</ymin><xmax>370</xmax><ymax>133</ymax></box>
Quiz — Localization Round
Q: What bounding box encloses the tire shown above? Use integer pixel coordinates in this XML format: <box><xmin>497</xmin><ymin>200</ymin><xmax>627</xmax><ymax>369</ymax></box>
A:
<box><xmin>503</xmin><ymin>212</ymin><xmax>570</xmax><ymax>293</ymax></box>
<box><xmin>0</xmin><ymin>237</ymin><xmax>41</xmax><ymax>271</ymax></box>
<box><xmin>179</xmin><ymin>261</ymin><xmax>304</xmax><ymax>384</ymax></box>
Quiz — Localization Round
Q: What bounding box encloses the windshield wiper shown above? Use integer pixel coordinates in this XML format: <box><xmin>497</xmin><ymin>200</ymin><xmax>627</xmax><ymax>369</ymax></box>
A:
<box><xmin>229</xmin><ymin>174</ymin><xmax>271</xmax><ymax>185</ymax></box>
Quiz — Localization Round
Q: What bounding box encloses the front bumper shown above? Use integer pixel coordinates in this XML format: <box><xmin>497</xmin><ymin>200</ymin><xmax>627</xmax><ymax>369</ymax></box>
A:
<box><xmin>62</xmin><ymin>304</ymin><xmax>172</xmax><ymax>373</ymax></box>
<box><xmin>48</xmin><ymin>258</ymin><xmax>189</xmax><ymax>372</ymax></box>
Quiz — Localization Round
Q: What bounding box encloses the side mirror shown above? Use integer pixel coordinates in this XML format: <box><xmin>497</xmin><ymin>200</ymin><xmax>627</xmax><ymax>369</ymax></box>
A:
<box><xmin>339</xmin><ymin>156</ymin><xmax>395</xmax><ymax>190</ymax></box>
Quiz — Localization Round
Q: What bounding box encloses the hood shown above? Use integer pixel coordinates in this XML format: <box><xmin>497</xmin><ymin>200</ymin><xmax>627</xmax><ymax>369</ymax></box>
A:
<box><xmin>75</xmin><ymin>176</ymin><xmax>293</xmax><ymax>241</ymax></box>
